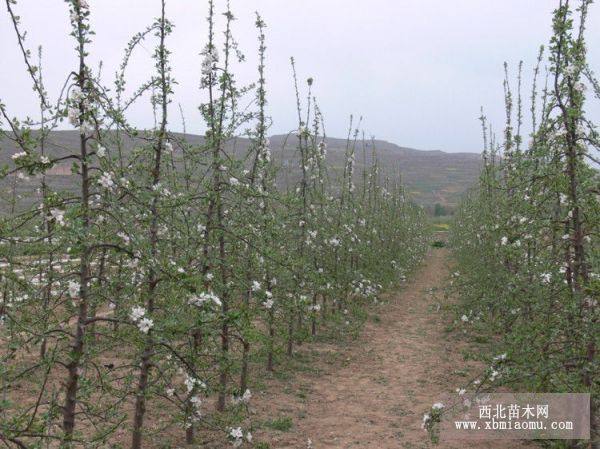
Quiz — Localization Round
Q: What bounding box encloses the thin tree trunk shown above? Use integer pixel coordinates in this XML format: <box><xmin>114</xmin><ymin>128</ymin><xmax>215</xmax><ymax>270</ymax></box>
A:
<box><xmin>131</xmin><ymin>2</ymin><xmax>168</xmax><ymax>446</ymax></box>
<box><xmin>61</xmin><ymin>5</ymin><xmax>92</xmax><ymax>443</ymax></box>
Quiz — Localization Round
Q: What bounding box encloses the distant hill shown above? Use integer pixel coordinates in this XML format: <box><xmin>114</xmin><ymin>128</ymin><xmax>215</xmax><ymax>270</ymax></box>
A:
<box><xmin>0</xmin><ymin>131</ymin><xmax>481</xmax><ymax>212</ymax></box>
<box><xmin>268</xmin><ymin>134</ymin><xmax>482</xmax><ymax>209</ymax></box>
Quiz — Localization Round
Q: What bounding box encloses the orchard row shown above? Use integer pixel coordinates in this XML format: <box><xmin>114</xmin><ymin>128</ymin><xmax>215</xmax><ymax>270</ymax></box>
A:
<box><xmin>0</xmin><ymin>1</ymin><xmax>429</xmax><ymax>447</ymax></box>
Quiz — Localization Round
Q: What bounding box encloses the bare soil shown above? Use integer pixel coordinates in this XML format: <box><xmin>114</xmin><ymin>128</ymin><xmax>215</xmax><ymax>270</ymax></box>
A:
<box><xmin>252</xmin><ymin>248</ymin><xmax>531</xmax><ymax>449</ymax></box>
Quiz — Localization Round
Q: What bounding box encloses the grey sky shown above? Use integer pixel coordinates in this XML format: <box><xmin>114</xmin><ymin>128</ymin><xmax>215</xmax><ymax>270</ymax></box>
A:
<box><xmin>1</xmin><ymin>0</ymin><xmax>599</xmax><ymax>153</ymax></box>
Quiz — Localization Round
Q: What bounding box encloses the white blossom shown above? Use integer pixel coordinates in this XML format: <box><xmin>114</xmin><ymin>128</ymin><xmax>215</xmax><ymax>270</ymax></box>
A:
<box><xmin>188</xmin><ymin>291</ymin><xmax>222</xmax><ymax>308</ymax></box>
<box><xmin>201</xmin><ymin>45</ymin><xmax>219</xmax><ymax>76</ymax></box>
<box><xmin>190</xmin><ymin>395</ymin><xmax>202</xmax><ymax>409</ymax></box>
<box><xmin>184</xmin><ymin>374</ymin><xmax>206</xmax><ymax>393</ymax></box>
<box><xmin>67</xmin><ymin>107</ymin><xmax>80</xmax><ymax>127</ymax></box>
<box><xmin>50</xmin><ymin>209</ymin><xmax>66</xmax><ymax>226</ymax></box>
<box><xmin>11</xmin><ymin>151</ymin><xmax>27</xmax><ymax>161</ymax></box>
<box><xmin>233</xmin><ymin>389</ymin><xmax>252</xmax><ymax>405</ymax></box>
<box><xmin>68</xmin><ymin>280</ymin><xmax>80</xmax><ymax>298</ymax></box>
<box><xmin>228</xmin><ymin>427</ymin><xmax>244</xmax><ymax>447</ymax></box>
<box><xmin>242</xmin><ymin>389</ymin><xmax>252</xmax><ymax>402</ymax></box>
<box><xmin>421</xmin><ymin>413</ymin><xmax>431</xmax><ymax>429</ymax></box>
<box><xmin>129</xmin><ymin>306</ymin><xmax>146</xmax><ymax>322</ymax></box>
<box><xmin>137</xmin><ymin>317</ymin><xmax>154</xmax><ymax>333</ymax></box>
<box><xmin>98</xmin><ymin>172</ymin><xmax>115</xmax><ymax>190</ymax></box>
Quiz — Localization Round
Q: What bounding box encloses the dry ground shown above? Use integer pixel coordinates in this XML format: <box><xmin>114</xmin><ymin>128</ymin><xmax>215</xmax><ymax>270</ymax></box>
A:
<box><xmin>251</xmin><ymin>248</ymin><xmax>531</xmax><ymax>449</ymax></box>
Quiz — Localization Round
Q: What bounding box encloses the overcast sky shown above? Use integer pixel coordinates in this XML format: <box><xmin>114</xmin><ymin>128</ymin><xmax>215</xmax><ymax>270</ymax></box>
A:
<box><xmin>1</xmin><ymin>0</ymin><xmax>599</xmax><ymax>153</ymax></box>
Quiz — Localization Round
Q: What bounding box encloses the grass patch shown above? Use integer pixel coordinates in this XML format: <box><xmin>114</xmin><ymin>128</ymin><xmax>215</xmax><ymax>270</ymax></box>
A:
<box><xmin>264</xmin><ymin>416</ymin><xmax>293</xmax><ymax>432</ymax></box>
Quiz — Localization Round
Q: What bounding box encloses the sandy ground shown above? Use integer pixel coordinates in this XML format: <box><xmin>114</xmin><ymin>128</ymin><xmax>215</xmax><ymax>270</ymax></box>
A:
<box><xmin>252</xmin><ymin>248</ymin><xmax>532</xmax><ymax>449</ymax></box>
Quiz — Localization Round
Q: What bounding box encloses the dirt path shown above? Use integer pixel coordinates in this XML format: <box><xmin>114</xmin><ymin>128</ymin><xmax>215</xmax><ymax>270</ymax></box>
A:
<box><xmin>253</xmin><ymin>248</ymin><xmax>530</xmax><ymax>449</ymax></box>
